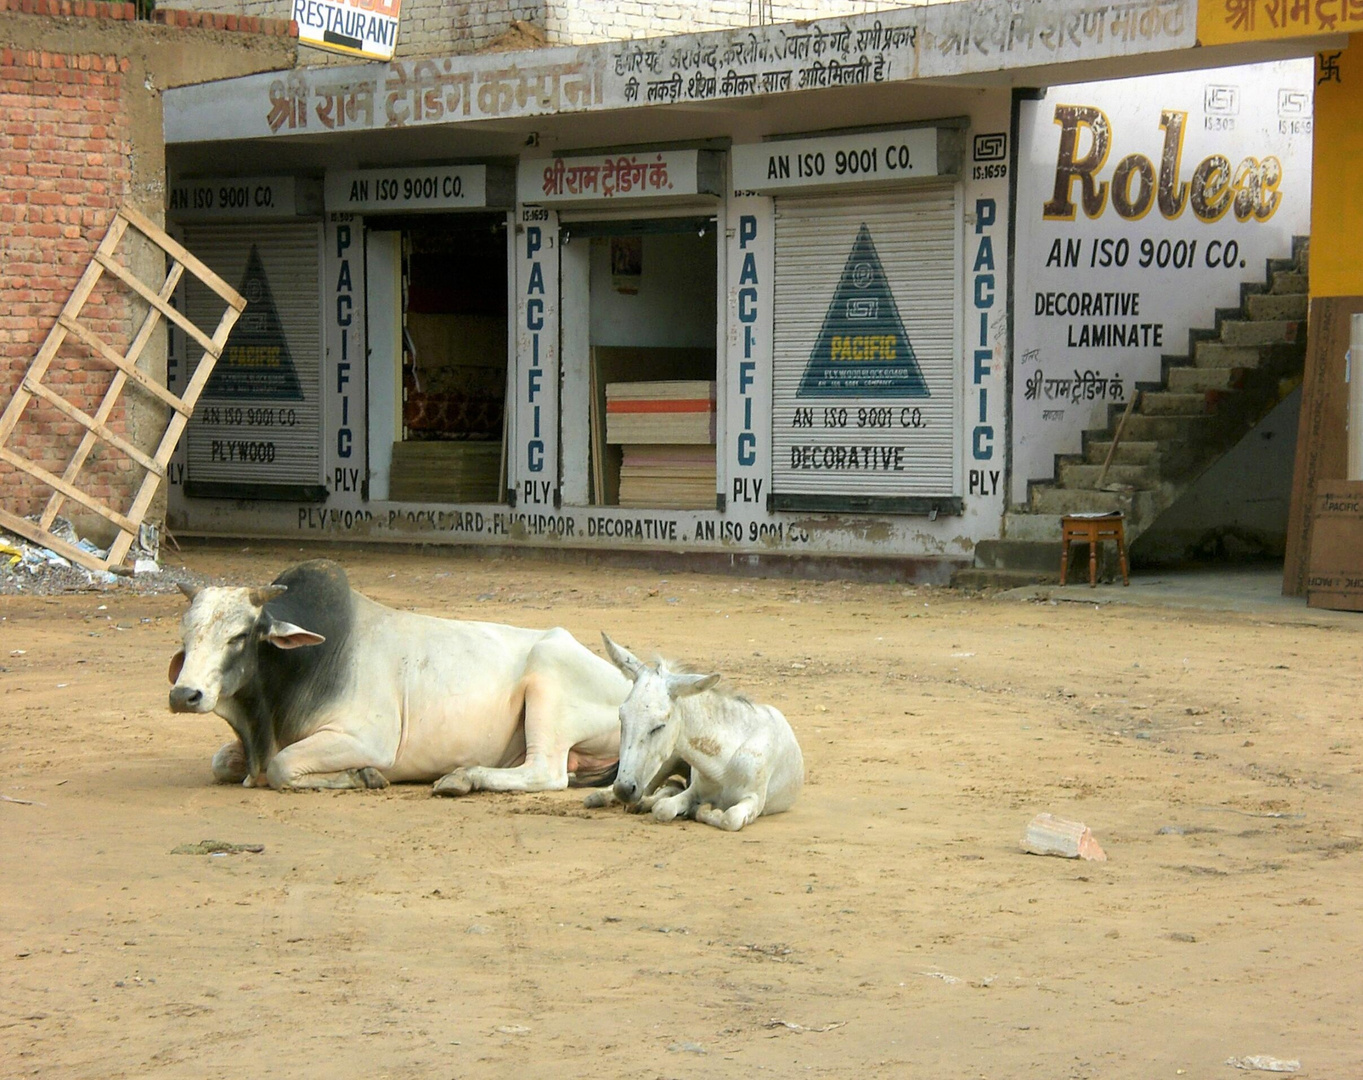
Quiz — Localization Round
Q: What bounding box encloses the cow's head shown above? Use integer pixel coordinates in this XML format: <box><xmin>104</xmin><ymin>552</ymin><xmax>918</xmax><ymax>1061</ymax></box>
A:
<box><xmin>168</xmin><ymin>582</ymin><xmax>325</xmax><ymax>714</ymax></box>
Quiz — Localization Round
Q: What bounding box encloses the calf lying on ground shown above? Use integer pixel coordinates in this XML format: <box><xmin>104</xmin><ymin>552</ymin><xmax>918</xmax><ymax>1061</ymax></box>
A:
<box><xmin>588</xmin><ymin>634</ymin><xmax>803</xmax><ymax>831</ymax></box>
<box><xmin>167</xmin><ymin>560</ymin><xmax>629</xmax><ymax>793</ymax></box>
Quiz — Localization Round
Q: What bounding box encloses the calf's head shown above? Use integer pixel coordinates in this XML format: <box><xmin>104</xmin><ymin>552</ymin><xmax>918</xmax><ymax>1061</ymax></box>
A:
<box><xmin>601</xmin><ymin>633</ymin><xmax>718</xmax><ymax>805</ymax></box>
<box><xmin>169</xmin><ymin>582</ymin><xmax>325</xmax><ymax>714</ymax></box>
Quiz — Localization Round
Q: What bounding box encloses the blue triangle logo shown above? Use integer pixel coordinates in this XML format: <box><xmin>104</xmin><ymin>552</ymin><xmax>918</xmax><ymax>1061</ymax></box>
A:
<box><xmin>206</xmin><ymin>245</ymin><xmax>304</xmax><ymax>401</ymax></box>
<box><xmin>797</xmin><ymin>223</ymin><xmax>929</xmax><ymax>399</ymax></box>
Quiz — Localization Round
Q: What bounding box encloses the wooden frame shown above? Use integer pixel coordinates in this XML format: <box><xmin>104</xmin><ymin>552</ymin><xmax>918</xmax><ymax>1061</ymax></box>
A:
<box><xmin>0</xmin><ymin>205</ymin><xmax>245</xmax><ymax>574</ymax></box>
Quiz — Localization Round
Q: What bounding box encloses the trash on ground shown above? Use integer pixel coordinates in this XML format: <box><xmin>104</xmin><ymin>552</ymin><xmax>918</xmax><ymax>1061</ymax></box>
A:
<box><xmin>1225</xmin><ymin>1056</ymin><xmax>1300</xmax><ymax>1073</ymax></box>
<box><xmin>1022</xmin><ymin>812</ymin><xmax>1108</xmax><ymax>861</ymax></box>
<box><xmin>766</xmin><ymin>1019</ymin><xmax>847</xmax><ymax>1033</ymax></box>
<box><xmin>170</xmin><ymin>840</ymin><xmax>265</xmax><ymax>855</ymax></box>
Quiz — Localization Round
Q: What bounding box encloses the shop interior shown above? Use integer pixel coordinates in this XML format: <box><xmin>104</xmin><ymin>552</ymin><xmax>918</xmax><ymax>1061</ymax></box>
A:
<box><xmin>576</xmin><ymin>218</ymin><xmax>718</xmax><ymax>508</ymax></box>
<box><xmin>377</xmin><ymin>212</ymin><xmax>508</xmax><ymax>504</ymax></box>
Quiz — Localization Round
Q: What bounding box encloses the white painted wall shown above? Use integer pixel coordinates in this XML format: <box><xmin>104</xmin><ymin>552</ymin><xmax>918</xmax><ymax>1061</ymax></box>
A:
<box><xmin>588</xmin><ymin>232</ymin><xmax>717</xmax><ymax>349</ymax></box>
<box><xmin>1012</xmin><ymin>59</ymin><xmax>1314</xmax><ymax>503</ymax></box>
<box><xmin>1135</xmin><ymin>386</ymin><xmax>1301</xmax><ymax>562</ymax></box>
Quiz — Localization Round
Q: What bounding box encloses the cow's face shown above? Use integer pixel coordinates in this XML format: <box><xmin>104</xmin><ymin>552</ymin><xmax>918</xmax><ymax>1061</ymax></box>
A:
<box><xmin>169</xmin><ymin>584</ymin><xmax>324</xmax><ymax>714</ymax></box>
<box><xmin>602</xmin><ymin>634</ymin><xmax>718</xmax><ymax>805</ymax></box>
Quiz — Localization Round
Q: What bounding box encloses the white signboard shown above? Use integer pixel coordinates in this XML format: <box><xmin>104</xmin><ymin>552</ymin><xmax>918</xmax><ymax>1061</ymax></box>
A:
<box><xmin>1011</xmin><ymin>60</ymin><xmax>1313</xmax><ymax>501</ymax></box>
<box><xmin>517</xmin><ymin>151</ymin><xmax>721</xmax><ymax>205</ymax></box>
<box><xmin>325</xmin><ymin>165</ymin><xmax>492</xmax><ymax>213</ymax></box>
<box><xmin>732</xmin><ymin>128</ymin><xmax>939</xmax><ymax>192</ymax></box>
<box><xmin>166</xmin><ymin>0</ymin><xmax>1193</xmax><ymax>143</ymax></box>
<box><xmin>168</xmin><ymin>176</ymin><xmax>318</xmax><ymax>220</ymax></box>
<box><xmin>293</xmin><ymin>0</ymin><xmax>401</xmax><ymax>62</ymax></box>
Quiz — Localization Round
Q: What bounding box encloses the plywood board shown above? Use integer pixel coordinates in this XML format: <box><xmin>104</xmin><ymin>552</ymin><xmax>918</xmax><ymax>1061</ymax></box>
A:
<box><xmin>1306</xmin><ymin>480</ymin><xmax>1363</xmax><ymax>611</ymax></box>
<box><xmin>1283</xmin><ymin>297</ymin><xmax>1362</xmax><ymax>595</ymax></box>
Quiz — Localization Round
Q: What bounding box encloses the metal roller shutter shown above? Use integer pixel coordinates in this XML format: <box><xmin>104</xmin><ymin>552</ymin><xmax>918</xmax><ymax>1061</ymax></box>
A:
<box><xmin>179</xmin><ymin>224</ymin><xmax>323</xmax><ymax>490</ymax></box>
<box><xmin>772</xmin><ymin>185</ymin><xmax>962</xmax><ymax>509</ymax></box>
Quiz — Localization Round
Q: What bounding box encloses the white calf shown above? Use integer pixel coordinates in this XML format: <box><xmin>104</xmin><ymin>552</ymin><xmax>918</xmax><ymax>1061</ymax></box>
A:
<box><xmin>592</xmin><ymin>634</ymin><xmax>803</xmax><ymax>831</ymax></box>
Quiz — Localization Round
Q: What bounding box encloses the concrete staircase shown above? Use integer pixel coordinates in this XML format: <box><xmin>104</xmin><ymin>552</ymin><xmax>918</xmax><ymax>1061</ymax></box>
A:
<box><xmin>958</xmin><ymin>237</ymin><xmax>1309</xmax><ymax>589</ymax></box>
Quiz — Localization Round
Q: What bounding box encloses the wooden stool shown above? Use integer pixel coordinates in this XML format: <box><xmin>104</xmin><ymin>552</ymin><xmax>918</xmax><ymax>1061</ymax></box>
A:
<box><xmin>1060</xmin><ymin>511</ymin><xmax>1129</xmax><ymax>587</ymax></box>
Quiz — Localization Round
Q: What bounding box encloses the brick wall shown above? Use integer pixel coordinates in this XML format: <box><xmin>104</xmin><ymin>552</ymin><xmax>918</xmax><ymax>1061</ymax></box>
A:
<box><xmin>0</xmin><ymin>47</ymin><xmax>136</xmax><ymax>527</ymax></box>
<box><xmin>0</xmin><ymin>7</ymin><xmax>295</xmax><ymax>544</ymax></box>
<box><xmin>164</xmin><ymin>0</ymin><xmax>930</xmax><ymax>59</ymax></box>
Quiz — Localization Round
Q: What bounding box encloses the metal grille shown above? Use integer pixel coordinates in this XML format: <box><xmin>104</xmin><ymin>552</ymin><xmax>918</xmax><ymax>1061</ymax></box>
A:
<box><xmin>771</xmin><ymin>185</ymin><xmax>962</xmax><ymax>501</ymax></box>
<box><xmin>179</xmin><ymin>224</ymin><xmax>323</xmax><ymax>488</ymax></box>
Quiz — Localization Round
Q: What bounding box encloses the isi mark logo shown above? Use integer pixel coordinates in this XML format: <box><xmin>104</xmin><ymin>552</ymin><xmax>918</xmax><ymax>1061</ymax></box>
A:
<box><xmin>972</xmin><ymin>132</ymin><xmax>1007</xmax><ymax>181</ymax></box>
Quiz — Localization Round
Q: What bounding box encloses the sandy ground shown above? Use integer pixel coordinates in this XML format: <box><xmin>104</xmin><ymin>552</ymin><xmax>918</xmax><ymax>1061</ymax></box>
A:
<box><xmin>1</xmin><ymin>542</ymin><xmax>1360</xmax><ymax>1079</ymax></box>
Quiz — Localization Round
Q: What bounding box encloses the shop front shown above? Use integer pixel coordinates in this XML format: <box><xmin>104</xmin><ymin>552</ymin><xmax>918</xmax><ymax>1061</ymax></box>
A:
<box><xmin>167</xmin><ymin>175</ymin><xmax>326</xmax><ymax>503</ymax></box>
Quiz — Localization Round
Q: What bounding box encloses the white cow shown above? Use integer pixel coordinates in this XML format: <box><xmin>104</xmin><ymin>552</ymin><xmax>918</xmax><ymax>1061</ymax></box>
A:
<box><xmin>168</xmin><ymin>560</ymin><xmax>629</xmax><ymax>793</ymax></box>
<box><xmin>591</xmin><ymin>634</ymin><xmax>804</xmax><ymax>831</ymax></box>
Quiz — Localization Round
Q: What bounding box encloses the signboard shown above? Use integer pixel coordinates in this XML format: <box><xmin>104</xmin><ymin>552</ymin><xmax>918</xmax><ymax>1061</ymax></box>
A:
<box><xmin>1011</xmin><ymin>60</ymin><xmax>1313</xmax><ymax>502</ymax></box>
<box><xmin>1197</xmin><ymin>0</ymin><xmax>1357</xmax><ymax>46</ymax></box>
<box><xmin>167</xmin><ymin>176</ymin><xmax>321</xmax><ymax>221</ymax></box>
<box><xmin>293</xmin><ymin>0</ymin><xmax>401</xmax><ymax>62</ymax></box>
<box><xmin>732</xmin><ymin>127</ymin><xmax>941</xmax><ymax>193</ymax></box>
<box><xmin>165</xmin><ymin>0</ymin><xmax>1194</xmax><ymax>144</ymax></box>
<box><xmin>517</xmin><ymin>150</ymin><xmax>723</xmax><ymax>205</ymax></box>
<box><xmin>324</xmin><ymin>165</ymin><xmax>511</xmax><ymax>213</ymax></box>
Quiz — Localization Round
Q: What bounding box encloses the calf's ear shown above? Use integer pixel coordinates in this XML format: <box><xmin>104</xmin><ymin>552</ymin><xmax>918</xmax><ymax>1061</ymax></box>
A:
<box><xmin>168</xmin><ymin>650</ymin><xmax>185</xmax><ymax>684</ymax></box>
<box><xmin>177</xmin><ymin>583</ymin><xmax>200</xmax><ymax>603</ymax></box>
<box><xmin>668</xmin><ymin>672</ymin><xmax>721</xmax><ymax>698</ymax></box>
<box><xmin>601</xmin><ymin>633</ymin><xmax>644</xmax><ymax>677</ymax></box>
<box><xmin>264</xmin><ymin>618</ymin><xmax>326</xmax><ymax>650</ymax></box>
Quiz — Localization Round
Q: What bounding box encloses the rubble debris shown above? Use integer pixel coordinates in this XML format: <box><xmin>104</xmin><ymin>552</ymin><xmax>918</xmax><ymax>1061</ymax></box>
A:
<box><xmin>170</xmin><ymin>840</ymin><xmax>264</xmax><ymax>855</ymax></box>
<box><xmin>1225</xmin><ymin>1056</ymin><xmax>1300</xmax><ymax>1073</ymax></box>
<box><xmin>1022</xmin><ymin>812</ymin><xmax>1108</xmax><ymax>861</ymax></box>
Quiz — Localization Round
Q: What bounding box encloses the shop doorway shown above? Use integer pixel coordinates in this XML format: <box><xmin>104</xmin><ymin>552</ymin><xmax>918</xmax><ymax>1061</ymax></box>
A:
<box><xmin>370</xmin><ymin>212</ymin><xmax>508</xmax><ymax>504</ymax></box>
<box><xmin>569</xmin><ymin>218</ymin><xmax>718</xmax><ymax>508</ymax></box>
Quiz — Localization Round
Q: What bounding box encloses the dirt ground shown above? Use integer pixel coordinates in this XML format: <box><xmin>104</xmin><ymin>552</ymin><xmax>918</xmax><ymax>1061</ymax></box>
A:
<box><xmin>1</xmin><ymin>542</ymin><xmax>1360</xmax><ymax>1079</ymax></box>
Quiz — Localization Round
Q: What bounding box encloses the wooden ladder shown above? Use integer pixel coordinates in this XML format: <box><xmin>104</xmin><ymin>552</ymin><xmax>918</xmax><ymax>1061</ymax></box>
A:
<box><xmin>0</xmin><ymin>205</ymin><xmax>246</xmax><ymax>574</ymax></box>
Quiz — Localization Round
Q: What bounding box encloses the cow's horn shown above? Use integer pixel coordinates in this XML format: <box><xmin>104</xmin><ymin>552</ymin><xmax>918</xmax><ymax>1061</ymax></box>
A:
<box><xmin>177</xmin><ymin>582</ymin><xmax>200</xmax><ymax>602</ymax></box>
<box><xmin>248</xmin><ymin>584</ymin><xmax>288</xmax><ymax>607</ymax></box>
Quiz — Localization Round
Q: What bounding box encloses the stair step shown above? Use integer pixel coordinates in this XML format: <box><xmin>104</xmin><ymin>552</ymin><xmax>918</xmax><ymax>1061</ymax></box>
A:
<box><xmin>1220</xmin><ymin>319</ymin><xmax>1300</xmax><ymax>346</ymax></box>
<box><xmin>1271</xmin><ymin>270</ymin><xmax>1308</xmax><ymax>294</ymax></box>
<box><xmin>1119</xmin><ymin>413</ymin><xmax>1210</xmax><ymax>441</ymax></box>
<box><xmin>1196</xmin><ymin>341</ymin><xmax>1265</xmax><ymax>368</ymax></box>
<box><xmin>1168</xmin><ymin>366</ymin><xmax>1242</xmax><ymax>392</ymax></box>
<box><xmin>1083</xmin><ymin>439</ymin><xmax>1161</xmax><ymax>465</ymax></box>
<box><xmin>1030</xmin><ymin>486</ymin><xmax>1131</xmax><ymax>515</ymax></box>
<box><xmin>1059</xmin><ymin>462</ymin><xmax>1158</xmax><ymax>488</ymax></box>
<box><xmin>973</xmin><ymin>539</ymin><xmax>1063</xmax><ymax>573</ymax></box>
<box><xmin>1246</xmin><ymin>292</ymin><xmax>1308</xmax><ymax>320</ymax></box>
<box><xmin>1002</xmin><ymin>512</ymin><xmax>1064</xmax><ymax>542</ymax></box>
<box><xmin>1140</xmin><ymin>391</ymin><xmax>1214</xmax><ymax>415</ymax></box>
<box><xmin>953</xmin><ymin>567</ymin><xmax>1059</xmax><ymax>590</ymax></box>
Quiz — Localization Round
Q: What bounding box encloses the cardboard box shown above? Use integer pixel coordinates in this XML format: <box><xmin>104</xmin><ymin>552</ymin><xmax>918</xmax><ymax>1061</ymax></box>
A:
<box><xmin>1306</xmin><ymin>480</ymin><xmax>1363</xmax><ymax>611</ymax></box>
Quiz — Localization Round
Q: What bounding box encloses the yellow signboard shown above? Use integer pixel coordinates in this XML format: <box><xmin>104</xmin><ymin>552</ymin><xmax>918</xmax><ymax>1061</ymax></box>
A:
<box><xmin>1198</xmin><ymin>0</ymin><xmax>1361</xmax><ymax>45</ymax></box>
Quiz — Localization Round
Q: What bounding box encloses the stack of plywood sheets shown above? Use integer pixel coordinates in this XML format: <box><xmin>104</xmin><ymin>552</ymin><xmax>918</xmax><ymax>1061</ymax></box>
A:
<box><xmin>389</xmin><ymin>440</ymin><xmax>501</xmax><ymax>504</ymax></box>
<box><xmin>606</xmin><ymin>381</ymin><xmax>716</xmax><ymax>445</ymax></box>
<box><xmin>618</xmin><ymin>445</ymin><xmax>717</xmax><ymax>509</ymax></box>
<box><xmin>606</xmin><ymin>381</ymin><xmax>716</xmax><ymax>509</ymax></box>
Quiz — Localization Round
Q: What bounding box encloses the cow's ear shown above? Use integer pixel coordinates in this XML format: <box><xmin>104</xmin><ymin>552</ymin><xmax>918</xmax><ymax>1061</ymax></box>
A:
<box><xmin>667</xmin><ymin>672</ymin><xmax>721</xmax><ymax>698</ymax></box>
<box><xmin>168</xmin><ymin>650</ymin><xmax>185</xmax><ymax>684</ymax></box>
<box><xmin>177</xmin><ymin>583</ymin><xmax>200</xmax><ymax>603</ymax></box>
<box><xmin>264</xmin><ymin>619</ymin><xmax>325</xmax><ymax>650</ymax></box>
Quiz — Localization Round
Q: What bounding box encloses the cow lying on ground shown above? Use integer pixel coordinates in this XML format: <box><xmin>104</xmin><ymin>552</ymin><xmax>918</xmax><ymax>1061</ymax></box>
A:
<box><xmin>167</xmin><ymin>560</ymin><xmax>629</xmax><ymax>793</ymax></box>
